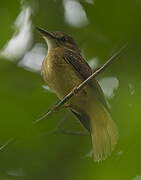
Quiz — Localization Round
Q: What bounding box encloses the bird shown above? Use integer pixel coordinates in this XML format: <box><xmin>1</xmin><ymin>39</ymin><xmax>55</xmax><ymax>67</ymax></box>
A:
<box><xmin>37</xmin><ymin>27</ymin><xmax>118</xmax><ymax>162</ymax></box>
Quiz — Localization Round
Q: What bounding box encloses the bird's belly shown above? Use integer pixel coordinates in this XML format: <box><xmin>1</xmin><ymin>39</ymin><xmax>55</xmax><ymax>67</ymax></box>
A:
<box><xmin>42</xmin><ymin>57</ymin><xmax>91</xmax><ymax>111</ymax></box>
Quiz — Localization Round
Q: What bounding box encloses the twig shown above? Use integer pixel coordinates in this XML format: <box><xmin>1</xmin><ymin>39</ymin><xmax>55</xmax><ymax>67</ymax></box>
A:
<box><xmin>0</xmin><ymin>138</ymin><xmax>15</xmax><ymax>152</ymax></box>
<box><xmin>39</xmin><ymin>113</ymin><xmax>69</xmax><ymax>137</ymax></box>
<box><xmin>0</xmin><ymin>44</ymin><xmax>127</xmax><ymax>151</ymax></box>
<box><xmin>58</xmin><ymin>129</ymin><xmax>90</xmax><ymax>136</ymax></box>
<box><xmin>34</xmin><ymin>43</ymin><xmax>127</xmax><ymax>124</ymax></box>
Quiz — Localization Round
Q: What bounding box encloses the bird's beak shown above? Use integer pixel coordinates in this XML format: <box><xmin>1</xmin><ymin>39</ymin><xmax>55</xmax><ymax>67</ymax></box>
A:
<box><xmin>36</xmin><ymin>27</ymin><xmax>56</xmax><ymax>39</ymax></box>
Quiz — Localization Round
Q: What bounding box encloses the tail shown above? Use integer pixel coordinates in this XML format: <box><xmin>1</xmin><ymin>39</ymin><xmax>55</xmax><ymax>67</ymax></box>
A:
<box><xmin>90</xmin><ymin>103</ymin><xmax>118</xmax><ymax>162</ymax></box>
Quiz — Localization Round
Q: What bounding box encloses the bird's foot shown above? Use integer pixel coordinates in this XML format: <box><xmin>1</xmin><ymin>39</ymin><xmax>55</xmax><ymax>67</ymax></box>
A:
<box><xmin>63</xmin><ymin>104</ymin><xmax>71</xmax><ymax>108</ymax></box>
<box><xmin>72</xmin><ymin>86</ymin><xmax>78</xmax><ymax>95</ymax></box>
<box><xmin>72</xmin><ymin>86</ymin><xmax>86</xmax><ymax>96</ymax></box>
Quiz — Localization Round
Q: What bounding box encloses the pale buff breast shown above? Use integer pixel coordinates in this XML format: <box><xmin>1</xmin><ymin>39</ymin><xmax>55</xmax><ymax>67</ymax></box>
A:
<box><xmin>41</xmin><ymin>47</ymin><xmax>89</xmax><ymax>109</ymax></box>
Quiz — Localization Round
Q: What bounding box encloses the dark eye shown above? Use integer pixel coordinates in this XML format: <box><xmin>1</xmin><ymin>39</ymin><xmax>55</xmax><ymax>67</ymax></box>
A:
<box><xmin>61</xmin><ymin>36</ymin><xmax>67</xmax><ymax>42</ymax></box>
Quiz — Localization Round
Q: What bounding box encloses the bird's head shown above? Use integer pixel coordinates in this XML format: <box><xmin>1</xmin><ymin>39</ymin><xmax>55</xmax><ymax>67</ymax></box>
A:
<box><xmin>37</xmin><ymin>27</ymin><xmax>80</xmax><ymax>52</ymax></box>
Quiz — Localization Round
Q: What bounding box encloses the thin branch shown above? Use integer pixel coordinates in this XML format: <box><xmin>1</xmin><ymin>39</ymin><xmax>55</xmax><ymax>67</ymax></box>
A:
<box><xmin>0</xmin><ymin>138</ymin><xmax>15</xmax><ymax>152</ymax></box>
<box><xmin>34</xmin><ymin>43</ymin><xmax>127</xmax><ymax>124</ymax></box>
<box><xmin>0</xmin><ymin>44</ymin><xmax>127</xmax><ymax>151</ymax></box>
<box><xmin>58</xmin><ymin>129</ymin><xmax>90</xmax><ymax>136</ymax></box>
<box><xmin>39</xmin><ymin>113</ymin><xmax>69</xmax><ymax>137</ymax></box>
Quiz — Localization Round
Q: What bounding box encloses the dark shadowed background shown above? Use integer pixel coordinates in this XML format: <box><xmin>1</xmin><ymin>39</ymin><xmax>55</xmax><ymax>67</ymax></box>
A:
<box><xmin>0</xmin><ymin>0</ymin><xmax>141</xmax><ymax>179</ymax></box>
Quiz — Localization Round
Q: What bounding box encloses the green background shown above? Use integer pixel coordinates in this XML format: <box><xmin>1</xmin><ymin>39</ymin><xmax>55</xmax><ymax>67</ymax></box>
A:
<box><xmin>0</xmin><ymin>0</ymin><xmax>141</xmax><ymax>179</ymax></box>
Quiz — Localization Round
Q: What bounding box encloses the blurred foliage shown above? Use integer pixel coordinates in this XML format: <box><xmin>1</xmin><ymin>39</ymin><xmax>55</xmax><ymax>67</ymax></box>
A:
<box><xmin>0</xmin><ymin>0</ymin><xmax>141</xmax><ymax>180</ymax></box>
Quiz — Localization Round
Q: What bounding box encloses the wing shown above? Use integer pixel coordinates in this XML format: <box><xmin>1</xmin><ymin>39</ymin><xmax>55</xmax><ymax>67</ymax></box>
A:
<box><xmin>63</xmin><ymin>49</ymin><xmax>108</xmax><ymax>109</ymax></box>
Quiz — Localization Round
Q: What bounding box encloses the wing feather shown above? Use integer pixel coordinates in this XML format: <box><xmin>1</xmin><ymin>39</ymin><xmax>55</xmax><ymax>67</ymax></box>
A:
<box><xmin>63</xmin><ymin>49</ymin><xmax>108</xmax><ymax>109</ymax></box>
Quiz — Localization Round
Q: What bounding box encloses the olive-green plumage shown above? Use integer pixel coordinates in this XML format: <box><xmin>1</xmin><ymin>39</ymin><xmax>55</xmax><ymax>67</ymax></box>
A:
<box><xmin>37</xmin><ymin>27</ymin><xmax>118</xmax><ymax>162</ymax></box>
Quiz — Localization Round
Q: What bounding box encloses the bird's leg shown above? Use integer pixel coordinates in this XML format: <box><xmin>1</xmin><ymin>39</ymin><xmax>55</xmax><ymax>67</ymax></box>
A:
<box><xmin>72</xmin><ymin>86</ymin><xmax>78</xmax><ymax>95</ymax></box>
<box><xmin>71</xmin><ymin>86</ymin><xmax>87</xmax><ymax>97</ymax></box>
<box><xmin>63</xmin><ymin>104</ymin><xmax>71</xmax><ymax>108</ymax></box>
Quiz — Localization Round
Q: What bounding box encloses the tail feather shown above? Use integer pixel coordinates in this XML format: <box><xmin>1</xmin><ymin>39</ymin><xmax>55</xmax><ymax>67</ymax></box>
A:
<box><xmin>90</xmin><ymin>104</ymin><xmax>118</xmax><ymax>162</ymax></box>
